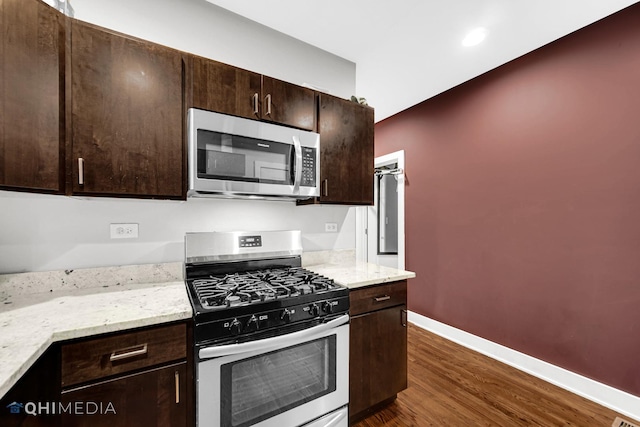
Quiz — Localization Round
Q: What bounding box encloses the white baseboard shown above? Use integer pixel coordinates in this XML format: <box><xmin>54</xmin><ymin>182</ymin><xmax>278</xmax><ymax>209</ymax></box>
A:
<box><xmin>408</xmin><ymin>311</ymin><xmax>640</xmax><ymax>421</ymax></box>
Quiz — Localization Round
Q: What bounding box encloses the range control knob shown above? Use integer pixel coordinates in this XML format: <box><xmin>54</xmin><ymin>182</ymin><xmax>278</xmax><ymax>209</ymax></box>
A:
<box><xmin>229</xmin><ymin>318</ymin><xmax>242</xmax><ymax>335</ymax></box>
<box><xmin>323</xmin><ymin>301</ymin><xmax>334</xmax><ymax>314</ymax></box>
<box><xmin>281</xmin><ymin>309</ymin><xmax>292</xmax><ymax>323</ymax></box>
<box><xmin>309</xmin><ymin>303</ymin><xmax>320</xmax><ymax>317</ymax></box>
<box><xmin>246</xmin><ymin>315</ymin><xmax>259</xmax><ymax>332</ymax></box>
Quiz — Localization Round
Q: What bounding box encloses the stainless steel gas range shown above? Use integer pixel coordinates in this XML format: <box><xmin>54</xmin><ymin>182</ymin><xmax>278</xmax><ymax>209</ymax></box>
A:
<box><xmin>184</xmin><ymin>230</ymin><xmax>349</xmax><ymax>427</ymax></box>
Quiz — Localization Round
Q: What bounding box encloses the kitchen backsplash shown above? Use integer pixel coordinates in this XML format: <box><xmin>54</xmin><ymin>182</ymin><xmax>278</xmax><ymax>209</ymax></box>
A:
<box><xmin>0</xmin><ymin>262</ymin><xmax>183</xmax><ymax>301</ymax></box>
<box><xmin>0</xmin><ymin>249</ymin><xmax>357</xmax><ymax>306</ymax></box>
<box><xmin>0</xmin><ymin>191</ymin><xmax>356</xmax><ymax>274</ymax></box>
<box><xmin>302</xmin><ymin>249</ymin><xmax>356</xmax><ymax>266</ymax></box>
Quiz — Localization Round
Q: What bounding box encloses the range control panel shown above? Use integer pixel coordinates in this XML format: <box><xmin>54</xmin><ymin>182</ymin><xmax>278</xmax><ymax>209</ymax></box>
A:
<box><xmin>239</xmin><ymin>235</ymin><xmax>262</xmax><ymax>248</ymax></box>
<box><xmin>196</xmin><ymin>296</ymin><xmax>349</xmax><ymax>343</ymax></box>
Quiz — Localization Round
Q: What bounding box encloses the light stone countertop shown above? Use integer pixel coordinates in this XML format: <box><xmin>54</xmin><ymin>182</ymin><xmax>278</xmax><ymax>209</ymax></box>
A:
<box><xmin>0</xmin><ymin>264</ymin><xmax>192</xmax><ymax>399</ymax></box>
<box><xmin>302</xmin><ymin>250</ymin><xmax>416</xmax><ymax>289</ymax></box>
<box><xmin>0</xmin><ymin>254</ymin><xmax>415</xmax><ymax>399</ymax></box>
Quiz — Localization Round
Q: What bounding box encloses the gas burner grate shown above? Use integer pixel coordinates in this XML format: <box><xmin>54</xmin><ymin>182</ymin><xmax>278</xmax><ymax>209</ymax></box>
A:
<box><xmin>191</xmin><ymin>267</ymin><xmax>335</xmax><ymax>309</ymax></box>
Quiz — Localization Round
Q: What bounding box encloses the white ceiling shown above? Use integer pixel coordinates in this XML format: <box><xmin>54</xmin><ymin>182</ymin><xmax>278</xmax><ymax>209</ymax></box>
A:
<box><xmin>206</xmin><ymin>0</ymin><xmax>638</xmax><ymax>121</ymax></box>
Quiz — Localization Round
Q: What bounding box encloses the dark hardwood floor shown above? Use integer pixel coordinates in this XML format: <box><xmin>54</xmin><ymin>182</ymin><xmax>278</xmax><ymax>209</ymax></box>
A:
<box><xmin>353</xmin><ymin>324</ymin><xmax>638</xmax><ymax>427</ymax></box>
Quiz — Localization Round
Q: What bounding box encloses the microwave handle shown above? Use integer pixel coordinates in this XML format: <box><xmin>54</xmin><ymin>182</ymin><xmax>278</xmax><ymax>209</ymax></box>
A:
<box><xmin>292</xmin><ymin>135</ymin><xmax>303</xmax><ymax>193</ymax></box>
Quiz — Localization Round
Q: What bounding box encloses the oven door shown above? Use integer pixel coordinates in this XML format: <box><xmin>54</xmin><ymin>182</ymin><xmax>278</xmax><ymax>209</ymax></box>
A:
<box><xmin>197</xmin><ymin>315</ymin><xmax>349</xmax><ymax>427</ymax></box>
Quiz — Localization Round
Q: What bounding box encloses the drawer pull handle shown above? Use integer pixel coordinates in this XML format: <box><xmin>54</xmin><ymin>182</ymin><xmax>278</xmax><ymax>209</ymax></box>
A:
<box><xmin>175</xmin><ymin>371</ymin><xmax>180</xmax><ymax>404</ymax></box>
<box><xmin>374</xmin><ymin>295</ymin><xmax>391</xmax><ymax>302</ymax></box>
<box><xmin>109</xmin><ymin>344</ymin><xmax>148</xmax><ymax>362</ymax></box>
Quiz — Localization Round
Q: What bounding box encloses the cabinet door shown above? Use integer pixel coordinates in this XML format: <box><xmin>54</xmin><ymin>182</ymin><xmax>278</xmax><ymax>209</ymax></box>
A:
<box><xmin>191</xmin><ymin>56</ymin><xmax>261</xmax><ymax>120</ymax></box>
<box><xmin>0</xmin><ymin>347</ymin><xmax>60</xmax><ymax>427</ymax></box>
<box><xmin>317</xmin><ymin>94</ymin><xmax>374</xmax><ymax>205</ymax></box>
<box><xmin>261</xmin><ymin>76</ymin><xmax>316</xmax><ymax>131</ymax></box>
<box><xmin>0</xmin><ymin>0</ymin><xmax>64</xmax><ymax>192</ymax></box>
<box><xmin>349</xmin><ymin>305</ymin><xmax>407</xmax><ymax>422</ymax></box>
<box><xmin>61</xmin><ymin>362</ymin><xmax>187</xmax><ymax>427</ymax></box>
<box><xmin>70</xmin><ymin>21</ymin><xmax>184</xmax><ymax>198</ymax></box>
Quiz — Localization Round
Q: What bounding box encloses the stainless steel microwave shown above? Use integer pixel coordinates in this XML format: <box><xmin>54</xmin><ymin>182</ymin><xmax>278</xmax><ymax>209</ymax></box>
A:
<box><xmin>187</xmin><ymin>108</ymin><xmax>320</xmax><ymax>200</ymax></box>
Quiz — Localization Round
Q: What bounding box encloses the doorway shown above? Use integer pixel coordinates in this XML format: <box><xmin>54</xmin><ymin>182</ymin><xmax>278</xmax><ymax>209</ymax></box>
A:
<box><xmin>356</xmin><ymin>150</ymin><xmax>405</xmax><ymax>269</ymax></box>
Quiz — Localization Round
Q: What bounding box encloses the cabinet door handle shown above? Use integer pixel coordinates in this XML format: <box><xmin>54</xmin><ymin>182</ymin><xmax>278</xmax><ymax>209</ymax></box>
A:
<box><xmin>374</xmin><ymin>295</ymin><xmax>391</xmax><ymax>302</ymax></box>
<box><xmin>265</xmin><ymin>93</ymin><xmax>272</xmax><ymax>116</ymax></box>
<box><xmin>175</xmin><ymin>371</ymin><xmax>180</xmax><ymax>404</ymax></box>
<box><xmin>78</xmin><ymin>158</ymin><xmax>85</xmax><ymax>185</ymax></box>
<box><xmin>401</xmin><ymin>309</ymin><xmax>408</xmax><ymax>327</ymax></box>
<box><xmin>322</xmin><ymin>179</ymin><xmax>328</xmax><ymax>197</ymax></box>
<box><xmin>252</xmin><ymin>93</ymin><xmax>259</xmax><ymax>115</ymax></box>
<box><xmin>109</xmin><ymin>343</ymin><xmax>148</xmax><ymax>362</ymax></box>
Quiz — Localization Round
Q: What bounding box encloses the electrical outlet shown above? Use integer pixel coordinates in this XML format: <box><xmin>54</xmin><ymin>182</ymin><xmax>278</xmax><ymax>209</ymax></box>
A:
<box><xmin>110</xmin><ymin>223</ymin><xmax>139</xmax><ymax>239</ymax></box>
<box><xmin>325</xmin><ymin>222</ymin><xmax>338</xmax><ymax>233</ymax></box>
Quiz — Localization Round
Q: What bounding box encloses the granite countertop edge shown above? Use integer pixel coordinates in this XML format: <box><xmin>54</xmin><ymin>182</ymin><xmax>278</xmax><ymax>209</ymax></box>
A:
<box><xmin>0</xmin><ymin>258</ymin><xmax>415</xmax><ymax>399</ymax></box>
<box><xmin>0</xmin><ymin>281</ymin><xmax>192</xmax><ymax>400</ymax></box>
<box><xmin>305</xmin><ymin>260</ymin><xmax>416</xmax><ymax>289</ymax></box>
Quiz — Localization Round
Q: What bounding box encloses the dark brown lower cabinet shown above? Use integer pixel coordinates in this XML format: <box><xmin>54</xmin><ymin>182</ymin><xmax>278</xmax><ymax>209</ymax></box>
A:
<box><xmin>349</xmin><ymin>281</ymin><xmax>408</xmax><ymax>424</ymax></box>
<box><xmin>59</xmin><ymin>322</ymin><xmax>189</xmax><ymax>427</ymax></box>
<box><xmin>0</xmin><ymin>347</ymin><xmax>60</xmax><ymax>427</ymax></box>
<box><xmin>61</xmin><ymin>362</ymin><xmax>187</xmax><ymax>427</ymax></box>
<box><xmin>0</xmin><ymin>322</ymin><xmax>191</xmax><ymax>427</ymax></box>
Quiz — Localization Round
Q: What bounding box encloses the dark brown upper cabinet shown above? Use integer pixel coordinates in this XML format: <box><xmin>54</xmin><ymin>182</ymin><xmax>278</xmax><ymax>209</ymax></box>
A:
<box><xmin>191</xmin><ymin>55</ymin><xmax>261</xmax><ymax>120</ymax></box>
<box><xmin>0</xmin><ymin>0</ymin><xmax>65</xmax><ymax>193</ymax></box>
<box><xmin>1</xmin><ymin>2</ymin><xmax>369</xmax><ymax>203</ymax></box>
<box><xmin>260</xmin><ymin>76</ymin><xmax>316</xmax><ymax>131</ymax></box>
<box><xmin>69</xmin><ymin>20</ymin><xmax>185</xmax><ymax>199</ymax></box>
<box><xmin>300</xmin><ymin>93</ymin><xmax>374</xmax><ymax>205</ymax></box>
<box><xmin>190</xmin><ymin>56</ymin><xmax>316</xmax><ymax>131</ymax></box>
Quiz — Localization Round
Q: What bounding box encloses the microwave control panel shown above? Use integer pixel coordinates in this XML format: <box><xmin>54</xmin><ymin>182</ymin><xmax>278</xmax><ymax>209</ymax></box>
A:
<box><xmin>301</xmin><ymin>147</ymin><xmax>317</xmax><ymax>187</ymax></box>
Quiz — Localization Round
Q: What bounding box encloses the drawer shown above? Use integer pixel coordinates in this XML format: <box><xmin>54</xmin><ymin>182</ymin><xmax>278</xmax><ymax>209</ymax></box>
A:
<box><xmin>349</xmin><ymin>280</ymin><xmax>407</xmax><ymax>316</ymax></box>
<box><xmin>61</xmin><ymin>322</ymin><xmax>187</xmax><ymax>388</ymax></box>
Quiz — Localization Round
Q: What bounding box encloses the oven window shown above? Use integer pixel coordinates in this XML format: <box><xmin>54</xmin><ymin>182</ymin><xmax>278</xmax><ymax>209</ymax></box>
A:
<box><xmin>220</xmin><ymin>336</ymin><xmax>337</xmax><ymax>427</ymax></box>
<box><xmin>197</xmin><ymin>129</ymin><xmax>294</xmax><ymax>185</ymax></box>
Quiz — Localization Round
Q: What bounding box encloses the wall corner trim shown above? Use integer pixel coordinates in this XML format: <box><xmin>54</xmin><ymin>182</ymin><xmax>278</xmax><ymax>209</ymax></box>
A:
<box><xmin>408</xmin><ymin>311</ymin><xmax>640</xmax><ymax>421</ymax></box>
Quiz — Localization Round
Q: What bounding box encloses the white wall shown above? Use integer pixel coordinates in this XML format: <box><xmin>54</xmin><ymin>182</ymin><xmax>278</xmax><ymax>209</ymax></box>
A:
<box><xmin>0</xmin><ymin>191</ymin><xmax>354</xmax><ymax>274</ymax></box>
<box><xmin>0</xmin><ymin>0</ymin><xmax>357</xmax><ymax>274</ymax></box>
<box><xmin>72</xmin><ymin>0</ymin><xmax>355</xmax><ymax>98</ymax></box>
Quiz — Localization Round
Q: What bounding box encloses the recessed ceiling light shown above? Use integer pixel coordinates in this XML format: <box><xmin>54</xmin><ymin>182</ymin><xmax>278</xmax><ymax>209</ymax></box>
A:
<box><xmin>462</xmin><ymin>27</ymin><xmax>488</xmax><ymax>47</ymax></box>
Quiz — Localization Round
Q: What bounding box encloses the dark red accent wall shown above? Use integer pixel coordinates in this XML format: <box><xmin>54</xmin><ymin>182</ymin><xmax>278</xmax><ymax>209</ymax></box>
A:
<box><xmin>375</xmin><ymin>4</ymin><xmax>640</xmax><ymax>397</ymax></box>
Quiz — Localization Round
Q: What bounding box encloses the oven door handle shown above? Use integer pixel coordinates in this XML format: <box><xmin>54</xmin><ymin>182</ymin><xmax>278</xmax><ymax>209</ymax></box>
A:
<box><xmin>199</xmin><ymin>314</ymin><xmax>349</xmax><ymax>360</ymax></box>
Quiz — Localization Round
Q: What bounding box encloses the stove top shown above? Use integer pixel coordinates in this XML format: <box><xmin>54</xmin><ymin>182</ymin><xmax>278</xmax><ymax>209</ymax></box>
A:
<box><xmin>184</xmin><ymin>230</ymin><xmax>349</xmax><ymax>344</ymax></box>
<box><xmin>190</xmin><ymin>266</ymin><xmax>338</xmax><ymax>310</ymax></box>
